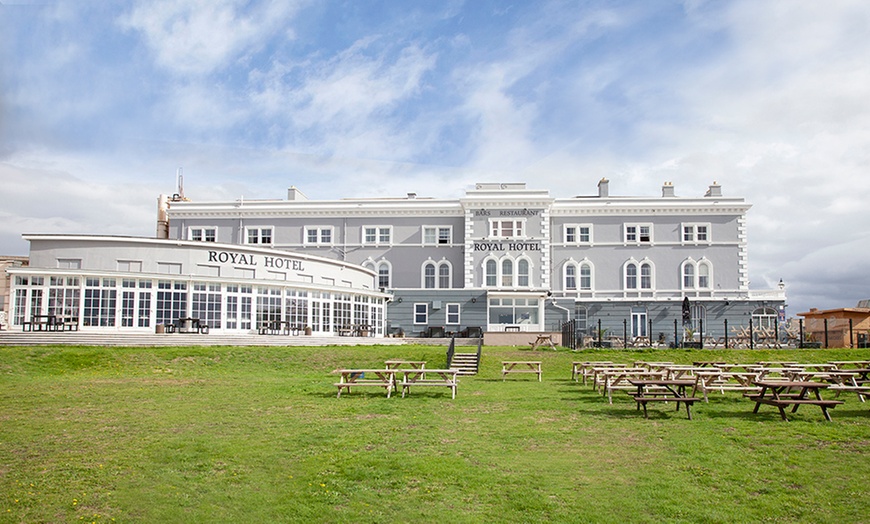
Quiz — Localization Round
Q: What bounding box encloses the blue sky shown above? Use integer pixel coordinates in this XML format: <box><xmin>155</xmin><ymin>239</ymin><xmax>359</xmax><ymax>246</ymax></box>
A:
<box><xmin>2</xmin><ymin>0</ymin><xmax>869</xmax><ymax>316</ymax></box>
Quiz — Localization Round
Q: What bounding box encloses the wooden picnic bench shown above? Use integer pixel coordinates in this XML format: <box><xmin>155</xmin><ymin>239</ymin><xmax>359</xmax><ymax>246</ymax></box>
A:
<box><xmin>628</xmin><ymin>379</ymin><xmax>701</xmax><ymax>420</ymax></box>
<box><xmin>529</xmin><ymin>334</ymin><xmax>556</xmax><ymax>350</ymax></box>
<box><xmin>384</xmin><ymin>360</ymin><xmax>426</xmax><ymax>370</ymax></box>
<box><xmin>502</xmin><ymin>361</ymin><xmax>542</xmax><ymax>381</ymax></box>
<box><xmin>748</xmin><ymin>380</ymin><xmax>843</xmax><ymax>421</ymax></box>
<box><xmin>399</xmin><ymin>369</ymin><xmax>459</xmax><ymax>399</ymax></box>
<box><xmin>332</xmin><ymin>369</ymin><xmax>396</xmax><ymax>398</ymax></box>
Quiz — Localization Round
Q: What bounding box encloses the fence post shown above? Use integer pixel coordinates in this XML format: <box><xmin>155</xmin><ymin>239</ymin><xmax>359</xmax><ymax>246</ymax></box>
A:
<box><xmin>597</xmin><ymin>318</ymin><xmax>602</xmax><ymax>348</ymax></box>
<box><xmin>850</xmin><ymin>318</ymin><xmax>854</xmax><ymax>348</ymax></box>
<box><xmin>623</xmin><ymin>319</ymin><xmax>628</xmax><ymax>349</ymax></box>
<box><xmin>700</xmin><ymin>319</ymin><xmax>704</xmax><ymax>349</ymax></box>
<box><xmin>824</xmin><ymin>318</ymin><xmax>829</xmax><ymax>348</ymax></box>
<box><xmin>749</xmin><ymin>318</ymin><xmax>754</xmax><ymax>350</ymax></box>
<box><xmin>648</xmin><ymin>318</ymin><xmax>652</xmax><ymax>346</ymax></box>
<box><xmin>799</xmin><ymin>318</ymin><xmax>804</xmax><ymax>349</ymax></box>
<box><xmin>724</xmin><ymin>318</ymin><xmax>729</xmax><ymax>349</ymax></box>
<box><xmin>774</xmin><ymin>316</ymin><xmax>779</xmax><ymax>348</ymax></box>
<box><xmin>674</xmin><ymin>319</ymin><xmax>678</xmax><ymax>348</ymax></box>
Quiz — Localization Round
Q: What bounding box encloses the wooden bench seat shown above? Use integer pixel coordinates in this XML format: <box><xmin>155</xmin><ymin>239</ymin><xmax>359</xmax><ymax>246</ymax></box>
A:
<box><xmin>748</xmin><ymin>397</ymin><xmax>843</xmax><ymax>421</ymax></box>
<box><xmin>400</xmin><ymin>370</ymin><xmax>458</xmax><ymax>399</ymax></box>
<box><xmin>633</xmin><ymin>396</ymin><xmax>701</xmax><ymax>420</ymax></box>
<box><xmin>334</xmin><ymin>380</ymin><xmax>394</xmax><ymax>397</ymax></box>
<box><xmin>401</xmin><ymin>379</ymin><xmax>457</xmax><ymax>399</ymax></box>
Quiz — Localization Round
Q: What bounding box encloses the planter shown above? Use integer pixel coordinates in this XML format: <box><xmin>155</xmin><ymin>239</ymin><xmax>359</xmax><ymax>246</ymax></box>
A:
<box><xmin>801</xmin><ymin>342</ymin><xmax>822</xmax><ymax>348</ymax></box>
<box><xmin>594</xmin><ymin>341</ymin><xmax>612</xmax><ymax>348</ymax></box>
<box><xmin>304</xmin><ymin>326</ymin><xmax>312</xmax><ymax>336</ymax></box>
<box><xmin>682</xmin><ymin>342</ymin><xmax>702</xmax><ymax>349</ymax></box>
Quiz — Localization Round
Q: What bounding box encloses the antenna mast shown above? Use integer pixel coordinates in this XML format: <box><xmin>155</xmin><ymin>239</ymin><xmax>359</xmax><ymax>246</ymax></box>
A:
<box><xmin>176</xmin><ymin>167</ymin><xmax>185</xmax><ymax>199</ymax></box>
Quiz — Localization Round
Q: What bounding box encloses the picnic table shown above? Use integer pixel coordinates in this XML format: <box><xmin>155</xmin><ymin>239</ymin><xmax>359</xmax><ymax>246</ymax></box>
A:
<box><xmin>333</xmin><ymin>369</ymin><xmax>396</xmax><ymax>398</ymax></box>
<box><xmin>167</xmin><ymin>317</ymin><xmax>209</xmax><ymax>334</ymax></box>
<box><xmin>691</xmin><ymin>370</ymin><xmax>761</xmax><ymax>402</ymax></box>
<box><xmin>529</xmin><ymin>334</ymin><xmax>556</xmax><ymax>350</ymax></box>
<box><xmin>384</xmin><ymin>360</ymin><xmax>426</xmax><ymax>370</ymax></box>
<box><xmin>628</xmin><ymin>379</ymin><xmax>700</xmax><ymax>419</ymax></box>
<box><xmin>502</xmin><ymin>361</ymin><xmax>542</xmax><ymax>382</ymax></box>
<box><xmin>22</xmin><ymin>314</ymin><xmax>58</xmax><ymax>332</ymax></box>
<box><xmin>748</xmin><ymin>380</ymin><xmax>843</xmax><ymax>421</ymax></box>
<box><xmin>571</xmin><ymin>361</ymin><xmax>618</xmax><ymax>383</ymax></box>
<box><xmin>399</xmin><ymin>369</ymin><xmax>459</xmax><ymax>399</ymax></box>
<box><xmin>598</xmin><ymin>368</ymin><xmax>666</xmax><ymax>404</ymax></box>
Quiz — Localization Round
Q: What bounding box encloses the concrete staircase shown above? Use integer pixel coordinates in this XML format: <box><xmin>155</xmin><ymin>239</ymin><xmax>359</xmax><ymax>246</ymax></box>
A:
<box><xmin>449</xmin><ymin>352</ymin><xmax>480</xmax><ymax>375</ymax></box>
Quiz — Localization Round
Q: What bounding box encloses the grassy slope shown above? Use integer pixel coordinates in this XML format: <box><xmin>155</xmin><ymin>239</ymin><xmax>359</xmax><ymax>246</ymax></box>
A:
<box><xmin>1</xmin><ymin>344</ymin><xmax>869</xmax><ymax>523</ymax></box>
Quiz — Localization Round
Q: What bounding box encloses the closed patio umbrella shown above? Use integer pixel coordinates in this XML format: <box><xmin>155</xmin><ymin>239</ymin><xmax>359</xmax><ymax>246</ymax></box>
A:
<box><xmin>682</xmin><ymin>296</ymin><xmax>691</xmax><ymax>326</ymax></box>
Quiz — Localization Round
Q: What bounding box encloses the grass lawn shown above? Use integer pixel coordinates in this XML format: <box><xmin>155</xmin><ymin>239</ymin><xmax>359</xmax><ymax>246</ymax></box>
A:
<box><xmin>1</xmin><ymin>343</ymin><xmax>869</xmax><ymax>523</ymax></box>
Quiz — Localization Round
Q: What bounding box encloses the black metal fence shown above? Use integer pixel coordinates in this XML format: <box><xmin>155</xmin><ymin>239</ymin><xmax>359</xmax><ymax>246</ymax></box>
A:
<box><xmin>560</xmin><ymin>317</ymin><xmax>863</xmax><ymax>350</ymax></box>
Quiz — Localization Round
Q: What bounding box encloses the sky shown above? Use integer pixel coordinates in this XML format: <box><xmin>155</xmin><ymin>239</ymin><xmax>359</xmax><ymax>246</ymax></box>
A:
<box><xmin>1</xmin><ymin>0</ymin><xmax>869</xmax><ymax>317</ymax></box>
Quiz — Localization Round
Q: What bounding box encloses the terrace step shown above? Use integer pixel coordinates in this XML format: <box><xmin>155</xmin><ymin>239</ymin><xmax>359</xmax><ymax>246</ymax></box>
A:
<box><xmin>450</xmin><ymin>352</ymin><xmax>480</xmax><ymax>375</ymax></box>
<box><xmin>0</xmin><ymin>331</ymin><xmax>406</xmax><ymax>347</ymax></box>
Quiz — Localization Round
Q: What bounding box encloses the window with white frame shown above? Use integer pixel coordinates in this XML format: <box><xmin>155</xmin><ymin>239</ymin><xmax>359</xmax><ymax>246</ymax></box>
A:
<box><xmin>424</xmin><ymin>262</ymin><xmax>436</xmax><ymax>289</ymax></box>
<box><xmin>422</xmin><ymin>260</ymin><xmax>451</xmax><ymax>289</ymax></box>
<box><xmin>490</xmin><ymin>219</ymin><xmax>525</xmax><ymax>239</ymax></box>
<box><xmin>423</xmin><ymin>226</ymin><xmax>452</xmax><ymax>245</ymax></box>
<box><xmin>485</xmin><ymin>259</ymin><xmax>497</xmax><ymax>287</ymax></box>
<box><xmin>625</xmin><ymin>260</ymin><xmax>653</xmax><ymax>290</ymax></box>
<box><xmin>579</xmin><ymin>262</ymin><xmax>592</xmax><ymax>290</ymax></box>
<box><xmin>624</xmin><ymin>223</ymin><xmax>652</xmax><ymax>244</ymax></box>
<box><xmin>363</xmin><ymin>226</ymin><xmax>392</xmax><ymax>245</ymax></box>
<box><xmin>304</xmin><ymin>226</ymin><xmax>333</xmax><ymax>245</ymax></box>
<box><xmin>190</xmin><ymin>227</ymin><xmax>217</xmax><ymax>242</ymax></box>
<box><xmin>57</xmin><ymin>258</ymin><xmax>82</xmax><ymax>269</ymax></box>
<box><xmin>246</xmin><ymin>227</ymin><xmax>273</xmax><ymax>245</ymax></box>
<box><xmin>501</xmin><ymin>259</ymin><xmax>513</xmax><ymax>287</ymax></box>
<box><xmin>564</xmin><ymin>260</ymin><xmax>593</xmax><ymax>291</ymax></box>
<box><xmin>564</xmin><ymin>224</ymin><xmax>592</xmax><ymax>244</ymax></box>
<box><xmin>682</xmin><ymin>223</ymin><xmax>711</xmax><ymax>244</ymax></box>
<box><xmin>698</xmin><ymin>261</ymin><xmax>710</xmax><ymax>288</ymax></box>
<box><xmin>446</xmin><ymin>303</ymin><xmax>460</xmax><ymax>325</ymax></box>
<box><xmin>517</xmin><ymin>259</ymin><xmax>530</xmax><ymax>287</ymax></box>
<box><xmin>414</xmin><ymin>303</ymin><xmax>428</xmax><ymax>325</ymax></box>
<box><xmin>682</xmin><ymin>259</ymin><xmax>713</xmax><ymax>289</ymax></box>
<box><xmin>378</xmin><ymin>262</ymin><xmax>391</xmax><ymax>289</ymax></box>
<box><xmin>439</xmin><ymin>263</ymin><xmax>451</xmax><ymax>288</ymax></box>
<box><xmin>364</xmin><ymin>260</ymin><xmax>392</xmax><ymax>289</ymax></box>
<box><xmin>565</xmin><ymin>264</ymin><xmax>577</xmax><ymax>290</ymax></box>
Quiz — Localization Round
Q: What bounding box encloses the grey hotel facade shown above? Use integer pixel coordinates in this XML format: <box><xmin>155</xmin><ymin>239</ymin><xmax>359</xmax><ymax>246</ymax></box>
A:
<box><xmin>9</xmin><ymin>179</ymin><xmax>786</xmax><ymax>341</ymax></box>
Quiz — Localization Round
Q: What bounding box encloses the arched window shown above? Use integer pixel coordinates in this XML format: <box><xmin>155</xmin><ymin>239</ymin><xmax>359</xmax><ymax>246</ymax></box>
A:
<box><xmin>626</xmin><ymin>259</ymin><xmax>653</xmax><ymax>290</ymax></box>
<box><xmin>625</xmin><ymin>262</ymin><xmax>638</xmax><ymax>289</ymax></box>
<box><xmin>517</xmin><ymin>259</ymin><xmax>530</xmax><ymax>287</ymax></box>
<box><xmin>423</xmin><ymin>262</ymin><xmax>436</xmax><ymax>289</ymax></box>
<box><xmin>752</xmin><ymin>307</ymin><xmax>777</xmax><ymax>330</ymax></box>
<box><xmin>691</xmin><ymin>304</ymin><xmax>707</xmax><ymax>331</ymax></box>
<box><xmin>501</xmin><ymin>259</ymin><xmax>513</xmax><ymax>287</ymax></box>
<box><xmin>640</xmin><ymin>262</ymin><xmax>652</xmax><ymax>289</ymax></box>
<box><xmin>579</xmin><ymin>262</ymin><xmax>592</xmax><ymax>290</ymax></box>
<box><xmin>698</xmin><ymin>261</ymin><xmax>711</xmax><ymax>289</ymax></box>
<box><xmin>485</xmin><ymin>259</ymin><xmax>497</xmax><ymax>287</ymax></box>
<box><xmin>377</xmin><ymin>261</ymin><xmax>391</xmax><ymax>289</ymax></box>
<box><xmin>438</xmin><ymin>262</ymin><xmax>451</xmax><ymax>289</ymax></box>
<box><xmin>565</xmin><ymin>264</ymin><xmax>577</xmax><ymax>290</ymax></box>
<box><xmin>682</xmin><ymin>259</ymin><xmax>713</xmax><ymax>290</ymax></box>
<box><xmin>683</xmin><ymin>263</ymin><xmax>695</xmax><ymax>288</ymax></box>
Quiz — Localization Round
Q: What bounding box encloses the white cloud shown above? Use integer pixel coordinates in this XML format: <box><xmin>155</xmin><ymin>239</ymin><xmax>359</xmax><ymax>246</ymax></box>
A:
<box><xmin>118</xmin><ymin>0</ymin><xmax>305</xmax><ymax>76</ymax></box>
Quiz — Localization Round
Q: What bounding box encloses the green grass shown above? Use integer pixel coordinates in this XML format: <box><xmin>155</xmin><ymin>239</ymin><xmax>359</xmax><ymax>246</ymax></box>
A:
<box><xmin>1</xmin><ymin>344</ymin><xmax>869</xmax><ymax>523</ymax></box>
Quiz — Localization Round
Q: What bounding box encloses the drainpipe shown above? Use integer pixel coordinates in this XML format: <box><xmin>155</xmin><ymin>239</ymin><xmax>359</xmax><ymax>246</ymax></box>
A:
<box><xmin>550</xmin><ymin>299</ymin><xmax>571</xmax><ymax>331</ymax></box>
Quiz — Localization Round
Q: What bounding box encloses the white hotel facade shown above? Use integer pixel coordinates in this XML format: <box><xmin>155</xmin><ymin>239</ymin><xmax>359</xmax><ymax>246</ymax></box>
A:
<box><xmin>8</xmin><ymin>179</ymin><xmax>786</xmax><ymax>341</ymax></box>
